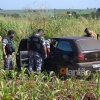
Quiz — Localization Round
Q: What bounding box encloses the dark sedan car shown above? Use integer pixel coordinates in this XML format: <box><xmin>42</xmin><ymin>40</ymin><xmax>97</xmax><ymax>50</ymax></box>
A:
<box><xmin>16</xmin><ymin>36</ymin><xmax>100</xmax><ymax>76</ymax></box>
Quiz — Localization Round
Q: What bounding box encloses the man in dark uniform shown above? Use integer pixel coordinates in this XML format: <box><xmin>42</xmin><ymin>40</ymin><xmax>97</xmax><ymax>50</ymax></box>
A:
<box><xmin>2</xmin><ymin>30</ymin><xmax>15</xmax><ymax>70</ymax></box>
<box><xmin>27</xmin><ymin>29</ymin><xmax>47</xmax><ymax>73</ymax></box>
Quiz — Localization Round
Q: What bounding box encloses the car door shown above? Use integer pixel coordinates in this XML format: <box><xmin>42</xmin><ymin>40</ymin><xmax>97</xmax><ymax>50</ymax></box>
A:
<box><xmin>54</xmin><ymin>40</ymin><xmax>74</xmax><ymax>66</ymax></box>
<box><xmin>16</xmin><ymin>39</ymin><xmax>29</xmax><ymax>69</ymax></box>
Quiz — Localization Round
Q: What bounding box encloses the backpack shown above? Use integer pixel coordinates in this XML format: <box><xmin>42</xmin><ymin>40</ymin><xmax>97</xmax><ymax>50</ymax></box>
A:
<box><xmin>29</xmin><ymin>34</ymin><xmax>43</xmax><ymax>53</ymax></box>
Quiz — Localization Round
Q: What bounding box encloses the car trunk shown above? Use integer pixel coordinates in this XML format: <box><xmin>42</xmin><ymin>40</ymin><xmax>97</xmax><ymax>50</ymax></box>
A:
<box><xmin>77</xmin><ymin>39</ymin><xmax>100</xmax><ymax>62</ymax></box>
<box><xmin>84</xmin><ymin>51</ymin><xmax>100</xmax><ymax>62</ymax></box>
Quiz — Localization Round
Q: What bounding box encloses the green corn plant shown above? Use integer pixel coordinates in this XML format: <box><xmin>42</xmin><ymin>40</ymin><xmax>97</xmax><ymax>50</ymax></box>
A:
<box><xmin>0</xmin><ymin>81</ymin><xmax>9</xmax><ymax>100</ymax></box>
<box><xmin>96</xmin><ymin>73</ymin><xmax>100</xmax><ymax>98</ymax></box>
<box><xmin>31</xmin><ymin>89</ymin><xmax>38</xmax><ymax>100</ymax></box>
<box><xmin>19</xmin><ymin>92</ymin><xmax>24</xmax><ymax>100</ymax></box>
<box><xmin>80</xmin><ymin>82</ymin><xmax>88</xmax><ymax>97</ymax></box>
<box><xmin>18</xmin><ymin>83</ymin><xmax>26</xmax><ymax>93</ymax></box>
<box><xmin>0</xmin><ymin>69</ymin><xmax>10</xmax><ymax>80</ymax></box>
<box><xmin>46</xmin><ymin>89</ymin><xmax>60</xmax><ymax>100</ymax></box>
<box><xmin>11</xmin><ymin>81</ymin><xmax>15</xmax><ymax>95</ymax></box>
<box><xmin>10</xmin><ymin>70</ymin><xmax>18</xmax><ymax>80</ymax></box>
<box><xmin>73</xmin><ymin>85</ymin><xmax>79</xmax><ymax>100</ymax></box>
<box><xmin>19</xmin><ymin>67</ymin><xmax>27</xmax><ymax>80</ymax></box>
<box><xmin>28</xmin><ymin>71</ymin><xmax>39</xmax><ymax>80</ymax></box>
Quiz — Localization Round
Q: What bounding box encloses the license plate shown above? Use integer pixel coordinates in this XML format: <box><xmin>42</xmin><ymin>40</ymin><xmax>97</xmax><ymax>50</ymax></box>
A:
<box><xmin>92</xmin><ymin>64</ymin><xmax>100</xmax><ymax>68</ymax></box>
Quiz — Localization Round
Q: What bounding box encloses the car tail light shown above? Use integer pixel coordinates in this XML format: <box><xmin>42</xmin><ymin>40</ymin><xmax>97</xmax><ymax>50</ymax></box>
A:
<box><xmin>78</xmin><ymin>53</ymin><xmax>84</xmax><ymax>61</ymax></box>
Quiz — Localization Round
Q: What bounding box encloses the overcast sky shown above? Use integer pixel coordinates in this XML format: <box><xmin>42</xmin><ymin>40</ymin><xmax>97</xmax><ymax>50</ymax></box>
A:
<box><xmin>0</xmin><ymin>0</ymin><xmax>100</xmax><ymax>9</ymax></box>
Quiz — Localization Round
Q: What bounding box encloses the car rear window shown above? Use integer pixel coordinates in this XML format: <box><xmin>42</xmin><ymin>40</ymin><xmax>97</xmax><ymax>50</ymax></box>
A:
<box><xmin>77</xmin><ymin>39</ymin><xmax>100</xmax><ymax>51</ymax></box>
<box><xmin>18</xmin><ymin>39</ymin><xmax>27</xmax><ymax>51</ymax></box>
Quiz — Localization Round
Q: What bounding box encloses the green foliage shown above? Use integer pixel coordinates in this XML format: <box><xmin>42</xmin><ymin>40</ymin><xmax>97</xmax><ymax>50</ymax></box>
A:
<box><xmin>0</xmin><ymin>70</ymin><xmax>99</xmax><ymax>100</ymax></box>
<box><xmin>0</xmin><ymin>14</ymin><xmax>100</xmax><ymax>43</ymax></box>
<box><xmin>0</xmin><ymin>13</ymin><xmax>100</xmax><ymax>100</ymax></box>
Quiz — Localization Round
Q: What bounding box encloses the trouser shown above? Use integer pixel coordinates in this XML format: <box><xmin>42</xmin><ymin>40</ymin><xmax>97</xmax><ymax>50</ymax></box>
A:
<box><xmin>4</xmin><ymin>55</ymin><xmax>13</xmax><ymax>70</ymax></box>
<box><xmin>29</xmin><ymin>50</ymin><xmax>43</xmax><ymax>73</ymax></box>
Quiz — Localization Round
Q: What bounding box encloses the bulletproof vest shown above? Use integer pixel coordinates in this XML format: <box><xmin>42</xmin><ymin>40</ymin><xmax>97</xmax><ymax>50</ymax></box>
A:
<box><xmin>4</xmin><ymin>37</ymin><xmax>14</xmax><ymax>55</ymax></box>
<box><xmin>29</xmin><ymin>34</ymin><xmax>43</xmax><ymax>53</ymax></box>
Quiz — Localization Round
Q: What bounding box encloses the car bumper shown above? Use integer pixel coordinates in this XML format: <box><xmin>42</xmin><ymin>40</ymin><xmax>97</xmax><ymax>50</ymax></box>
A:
<box><xmin>74</xmin><ymin>61</ymin><xmax>100</xmax><ymax>72</ymax></box>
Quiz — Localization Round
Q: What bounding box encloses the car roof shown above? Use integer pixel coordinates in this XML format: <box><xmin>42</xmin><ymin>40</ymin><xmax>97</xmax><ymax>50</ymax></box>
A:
<box><xmin>21</xmin><ymin>39</ymin><xmax>28</xmax><ymax>41</ymax></box>
<box><xmin>21</xmin><ymin>36</ymin><xmax>94</xmax><ymax>42</ymax></box>
<box><xmin>55</xmin><ymin>36</ymin><xmax>94</xmax><ymax>41</ymax></box>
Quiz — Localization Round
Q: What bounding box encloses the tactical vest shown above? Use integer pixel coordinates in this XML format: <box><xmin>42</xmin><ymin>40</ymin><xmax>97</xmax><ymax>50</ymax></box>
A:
<box><xmin>4</xmin><ymin>37</ymin><xmax>14</xmax><ymax>55</ymax></box>
<box><xmin>29</xmin><ymin>34</ymin><xmax>43</xmax><ymax>53</ymax></box>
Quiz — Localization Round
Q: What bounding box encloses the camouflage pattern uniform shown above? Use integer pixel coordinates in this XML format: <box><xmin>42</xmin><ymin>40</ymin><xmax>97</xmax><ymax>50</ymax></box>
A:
<box><xmin>28</xmin><ymin>33</ymin><xmax>45</xmax><ymax>73</ymax></box>
<box><xmin>4</xmin><ymin>55</ymin><xmax>13</xmax><ymax>70</ymax></box>
<box><xmin>29</xmin><ymin>51</ymin><xmax>43</xmax><ymax>73</ymax></box>
<box><xmin>2</xmin><ymin>38</ymin><xmax>13</xmax><ymax>70</ymax></box>
<box><xmin>45</xmin><ymin>39</ymin><xmax>51</xmax><ymax>51</ymax></box>
<box><xmin>43</xmin><ymin>39</ymin><xmax>51</xmax><ymax>71</ymax></box>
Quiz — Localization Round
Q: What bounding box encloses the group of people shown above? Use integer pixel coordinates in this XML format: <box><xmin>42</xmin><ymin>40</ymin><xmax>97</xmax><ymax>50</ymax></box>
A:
<box><xmin>1</xmin><ymin>28</ymin><xmax>98</xmax><ymax>73</ymax></box>
<box><xmin>1</xmin><ymin>29</ymin><xmax>51</xmax><ymax>73</ymax></box>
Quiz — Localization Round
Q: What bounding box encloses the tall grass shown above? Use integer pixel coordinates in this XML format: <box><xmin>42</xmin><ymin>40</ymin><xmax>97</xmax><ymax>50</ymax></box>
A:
<box><xmin>0</xmin><ymin>13</ymin><xmax>100</xmax><ymax>42</ymax></box>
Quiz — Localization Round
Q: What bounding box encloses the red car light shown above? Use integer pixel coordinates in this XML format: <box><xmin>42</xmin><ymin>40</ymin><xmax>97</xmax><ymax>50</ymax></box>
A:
<box><xmin>78</xmin><ymin>53</ymin><xmax>84</xmax><ymax>61</ymax></box>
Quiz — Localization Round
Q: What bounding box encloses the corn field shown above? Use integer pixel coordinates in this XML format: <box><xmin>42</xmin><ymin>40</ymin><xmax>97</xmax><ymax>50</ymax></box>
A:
<box><xmin>0</xmin><ymin>68</ymin><xmax>99</xmax><ymax>100</ymax></box>
<box><xmin>0</xmin><ymin>13</ymin><xmax>100</xmax><ymax>100</ymax></box>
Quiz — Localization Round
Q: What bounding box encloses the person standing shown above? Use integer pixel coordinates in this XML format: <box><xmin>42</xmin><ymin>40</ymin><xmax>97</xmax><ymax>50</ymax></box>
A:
<box><xmin>27</xmin><ymin>29</ymin><xmax>47</xmax><ymax>73</ymax></box>
<box><xmin>2</xmin><ymin>30</ymin><xmax>15</xmax><ymax>70</ymax></box>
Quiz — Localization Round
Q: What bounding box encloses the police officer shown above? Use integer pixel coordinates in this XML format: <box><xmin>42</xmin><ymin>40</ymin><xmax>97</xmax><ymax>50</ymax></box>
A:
<box><xmin>43</xmin><ymin>39</ymin><xmax>51</xmax><ymax>71</ymax></box>
<box><xmin>27</xmin><ymin>29</ymin><xmax>47</xmax><ymax>73</ymax></box>
<box><xmin>2</xmin><ymin>30</ymin><xmax>15</xmax><ymax>70</ymax></box>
